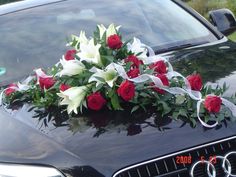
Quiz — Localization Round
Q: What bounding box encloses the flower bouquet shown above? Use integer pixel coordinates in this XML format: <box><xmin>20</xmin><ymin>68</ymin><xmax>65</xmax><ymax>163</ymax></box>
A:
<box><xmin>1</xmin><ymin>24</ymin><xmax>236</xmax><ymax>128</ymax></box>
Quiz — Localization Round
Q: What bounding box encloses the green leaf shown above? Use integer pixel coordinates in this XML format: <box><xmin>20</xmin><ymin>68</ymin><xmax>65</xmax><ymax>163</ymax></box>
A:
<box><xmin>92</xmin><ymin>83</ymin><xmax>104</xmax><ymax>92</ymax></box>
<box><xmin>223</xmin><ymin>82</ymin><xmax>228</xmax><ymax>93</ymax></box>
<box><xmin>101</xmin><ymin>31</ymin><xmax>107</xmax><ymax>43</ymax></box>
<box><xmin>111</xmin><ymin>93</ymin><xmax>123</xmax><ymax>110</ymax></box>
<box><xmin>179</xmin><ymin>108</ymin><xmax>188</xmax><ymax>118</ymax></box>
<box><xmin>121</xmin><ymin>39</ymin><xmax>132</xmax><ymax>48</ymax></box>
<box><xmin>172</xmin><ymin>111</ymin><xmax>179</xmax><ymax>120</ymax></box>
<box><xmin>145</xmin><ymin>68</ymin><xmax>155</xmax><ymax>75</ymax></box>
<box><xmin>136</xmin><ymin>51</ymin><xmax>144</xmax><ymax>56</ymax></box>
<box><xmin>140</xmin><ymin>104</ymin><xmax>147</xmax><ymax>112</ymax></box>
<box><xmin>140</xmin><ymin>92</ymin><xmax>151</xmax><ymax>98</ymax></box>
<box><xmin>190</xmin><ymin>118</ymin><xmax>197</xmax><ymax>127</ymax></box>
<box><xmin>159</xmin><ymin>101</ymin><xmax>171</xmax><ymax>116</ymax></box>
<box><xmin>101</xmin><ymin>55</ymin><xmax>114</xmax><ymax>66</ymax></box>
<box><xmin>108</xmin><ymin>89</ymin><xmax>122</xmax><ymax>110</ymax></box>
<box><xmin>175</xmin><ymin>95</ymin><xmax>186</xmax><ymax>105</ymax></box>
<box><xmin>217</xmin><ymin>113</ymin><xmax>225</xmax><ymax>122</ymax></box>
<box><xmin>131</xmin><ymin>105</ymin><xmax>140</xmax><ymax>113</ymax></box>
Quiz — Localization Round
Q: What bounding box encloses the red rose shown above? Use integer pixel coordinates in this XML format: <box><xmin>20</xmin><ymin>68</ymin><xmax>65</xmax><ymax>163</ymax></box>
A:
<box><xmin>149</xmin><ymin>60</ymin><xmax>167</xmax><ymax>74</ymax></box>
<box><xmin>39</xmin><ymin>77</ymin><xmax>56</xmax><ymax>90</ymax></box>
<box><xmin>5</xmin><ymin>83</ymin><xmax>18</xmax><ymax>96</ymax></box>
<box><xmin>204</xmin><ymin>96</ymin><xmax>222</xmax><ymax>113</ymax></box>
<box><xmin>117</xmin><ymin>80</ymin><xmax>135</xmax><ymax>101</ymax></box>
<box><xmin>107</xmin><ymin>34</ymin><xmax>123</xmax><ymax>49</ymax></box>
<box><xmin>187</xmin><ymin>74</ymin><xmax>203</xmax><ymax>91</ymax></box>
<box><xmin>65</xmin><ymin>50</ymin><xmax>76</xmax><ymax>61</ymax></box>
<box><xmin>151</xmin><ymin>74</ymin><xmax>169</xmax><ymax>94</ymax></box>
<box><xmin>127</xmin><ymin>68</ymin><xmax>140</xmax><ymax>78</ymax></box>
<box><xmin>60</xmin><ymin>84</ymin><xmax>70</xmax><ymax>92</ymax></box>
<box><xmin>125</xmin><ymin>55</ymin><xmax>143</xmax><ymax>68</ymax></box>
<box><xmin>87</xmin><ymin>92</ymin><xmax>106</xmax><ymax>111</ymax></box>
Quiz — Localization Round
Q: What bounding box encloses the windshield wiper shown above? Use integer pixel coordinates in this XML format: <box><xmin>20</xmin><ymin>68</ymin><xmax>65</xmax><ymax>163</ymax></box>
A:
<box><xmin>154</xmin><ymin>41</ymin><xmax>207</xmax><ymax>54</ymax></box>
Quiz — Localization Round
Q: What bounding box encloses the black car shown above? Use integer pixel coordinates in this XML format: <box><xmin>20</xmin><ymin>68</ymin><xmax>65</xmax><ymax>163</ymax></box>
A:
<box><xmin>0</xmin><ymin>0</ymin><xmax>236</xmax><ymax>177</ymax></box>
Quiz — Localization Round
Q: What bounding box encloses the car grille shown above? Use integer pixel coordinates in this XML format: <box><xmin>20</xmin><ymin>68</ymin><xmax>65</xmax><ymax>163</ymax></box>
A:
<box><xmin>113</xmin><ymin>136</ymin><xmax>236</xmax><ymax>177</ymax></box>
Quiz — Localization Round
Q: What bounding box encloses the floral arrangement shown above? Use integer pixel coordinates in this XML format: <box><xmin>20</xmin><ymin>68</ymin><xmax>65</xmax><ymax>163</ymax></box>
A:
<box><xmin>1</xmin><ymin>24</ymin><xmax>236</xmax><ymax>128</ymax></box>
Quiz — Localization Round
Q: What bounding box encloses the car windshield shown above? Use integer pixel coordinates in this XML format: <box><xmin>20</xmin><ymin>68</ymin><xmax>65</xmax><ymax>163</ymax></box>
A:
<box><xmin>0</xmin><ymin>0</ymin><xmax>218</xmax><ymax>85</ymax></box>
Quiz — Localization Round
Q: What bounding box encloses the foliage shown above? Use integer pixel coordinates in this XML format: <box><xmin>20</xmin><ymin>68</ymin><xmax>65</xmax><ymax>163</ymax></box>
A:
<box><xmin>186</xmin><ymin>0</ymin><xmax>236</xmax><ymax>41</ymax></box>
<box><xmin>187</xmin><ymin>0</ymin><xmax>235</xmax><ymax>17</ymax></box>
<box><xmin>229</xmin><ymin>32</ymin><xmax>236</xmax><ymax>41</ymax></box>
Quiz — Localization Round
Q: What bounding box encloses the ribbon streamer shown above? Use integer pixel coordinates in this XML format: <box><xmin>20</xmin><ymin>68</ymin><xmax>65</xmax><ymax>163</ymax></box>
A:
<box><xmin>111</xmin><ymin>62</ymin><xmax>218</xmax><ymax>128</ymax></box>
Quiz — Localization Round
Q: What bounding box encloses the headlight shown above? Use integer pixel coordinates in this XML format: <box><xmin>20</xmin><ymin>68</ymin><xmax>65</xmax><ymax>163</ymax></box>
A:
<box><xmin>0</xmin><ymin>163</ymin><xmax>65</xmax><ymax>177</ymax></box>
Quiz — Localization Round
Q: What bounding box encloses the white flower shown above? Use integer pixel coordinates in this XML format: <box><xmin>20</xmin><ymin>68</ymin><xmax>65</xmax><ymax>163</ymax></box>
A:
<box><xmin>127</xmin><ymin>37</ymin><xmax>147</xmax><ymax>60</ymax></box>
<box><xmin>17</xmin><ymin>76</ymin><xmax>35</xmax><ymax>91</ymax></box>
<box><xmin>77</xmin><ymin>31</ymin><xmax>89</xmax><ymax>45</ymax></box>
<box><xmin>97</xmin><ymin>24</ymin><xmax>106</xmax><ymax>39</ymax></box>
<box><xmin>67</xmin><ymin>31</ymin><xmax>88</xmax><ymax>47</ymax></box>
<box><xmin>89</xmin><ymin>64</ymin><xmax>117</xmax><ymax>87</ymax></box>
<box><xmin>97</xmin><ymin>23</ymin><xmax>121</xmax><ymax>39</ymax></box>
<box><xmin>57</xmin><ymin>86</ymin><xmax>88</xmax><ymax>114</ymax></box>
<box><xmin>77</xmin><ymin>39</ymin><xmax>102</xmax><ymax>65</ymax></box>
<box><xmin>59</xmin><ymin>58</ymin><xmax>85</xmax><ymax>77</ymax></box>
<box><xmin>106</xmin><ymin>24</ymin><xmax>118</xmax><ymax>38</ymax></box>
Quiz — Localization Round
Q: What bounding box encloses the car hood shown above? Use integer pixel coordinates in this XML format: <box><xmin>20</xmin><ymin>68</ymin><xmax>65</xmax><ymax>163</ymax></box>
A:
<box><xmin>1</xmin><ymin>40</ymin><xmax>236</xmax><ymax>177</ymax></box>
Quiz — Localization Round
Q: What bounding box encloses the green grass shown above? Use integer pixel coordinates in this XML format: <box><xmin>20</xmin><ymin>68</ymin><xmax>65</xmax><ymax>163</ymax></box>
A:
<box><xmin>228</xmin><ymin>32</ymin><xmax>236</xmax><ymax>41</ymax></box>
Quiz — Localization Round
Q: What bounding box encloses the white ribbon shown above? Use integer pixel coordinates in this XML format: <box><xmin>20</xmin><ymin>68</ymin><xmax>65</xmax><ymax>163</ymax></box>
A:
<box><xmin>221</xmin><ymin>98</ymin><xmax>236</xmax><ymax>117</ymax></box>
<box><xmin>196</xmin><ymin>99</ymin><xmax>218</xmax><ymax>128</ymax></box>
<box><xmin>140</xmin><ymin>43</ymin><xmax>221</xmax><ymax>128</ymax></box>
<box><xmin>113</xmin><ymin>61</ymin><xmax>221</xmax><ymax>128</ymax></box>
<box><xmin>124</xmin><ymin>38</ymin><xmax>236</xmax><ymax>127</ymax></box>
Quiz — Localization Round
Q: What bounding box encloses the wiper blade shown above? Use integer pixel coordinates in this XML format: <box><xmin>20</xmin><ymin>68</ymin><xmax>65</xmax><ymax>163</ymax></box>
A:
<box><xmin>154</xmin><ymin>42</ymin><xmax>207</xmax><ymax>54</ymax></box>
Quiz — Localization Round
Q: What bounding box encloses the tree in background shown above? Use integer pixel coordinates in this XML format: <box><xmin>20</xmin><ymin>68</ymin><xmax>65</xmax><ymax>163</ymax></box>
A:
<box><xmin>186</xmin><ymin>0</ymin><xmax>235</xmax><ymax>18</ymax></box>
<box><xmin>227</xmin><ymin>0</ymin><xmax>236</xmax><ymax>16</ymax></box>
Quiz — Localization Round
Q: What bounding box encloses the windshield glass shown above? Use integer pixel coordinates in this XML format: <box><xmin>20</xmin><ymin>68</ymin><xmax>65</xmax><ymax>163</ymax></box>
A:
<box><xmin>0</xmin><ymin>0</ymin><xmax>218</xmax><ymax>85</ymax></box>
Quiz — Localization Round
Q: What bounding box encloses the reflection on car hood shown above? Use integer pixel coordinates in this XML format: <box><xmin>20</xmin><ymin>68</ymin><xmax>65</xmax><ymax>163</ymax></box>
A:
<box><xmin>169</xmin><ymin>40</ymin><xmax>236</xmax><ymax>96</ymax></box>
<box><xmin>1</xmin><ymin>41</ymin><xmax>236</xmax><ymax>176</ymax></box>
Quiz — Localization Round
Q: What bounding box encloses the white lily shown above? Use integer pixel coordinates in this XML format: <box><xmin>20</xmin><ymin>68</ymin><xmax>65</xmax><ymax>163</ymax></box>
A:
<box><xmin>67</xmin><ymin>31</ymin><xmax>88</xmax><ymax>48</ymax></box>
<box><xmin>89</xmin><ymin>64</ymin><xmax>117</xmax><ymax>87</ymax></box>
<box><xmin>127</xmin><ymin>37</ymin><xmax>147</xmax><ymax>60</ymax></box>
<box><xmin>97</xmin><ymin>23</ymin><xmax>121</xmax><ymax>40</ymax></box>
<box><xmin>97</xmin><ymin>24</ymin><xmax>106</xmax><ymax>39</ymax></box>
<box><xmin>77</xmin><ymin>31</ymin><xmax>89</xmax><ymax>45</ymax></box>
<box><xmin>17</xmin><ymin>76</ymin><xmax>35</xmax><ymax>91</ymax></box>
<box><xmin>77</xmin><ymin>38</ymin><xmax>102</xmax><ymax>65</ymax></box>
<box><xmin>57</xmin><ymin>86</ymin><xmax>88</xmax><ymax>114</ymax></box>
<box><xmin>59</xmin><ymin>58</ymin><xmax>85</xmax><ymax>77</ymax></box>
<box><xmin>106</xmin><ymin>23</ymin><xmax>119</xmax><ymax>38</ymax></box>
